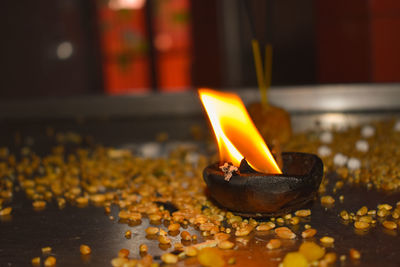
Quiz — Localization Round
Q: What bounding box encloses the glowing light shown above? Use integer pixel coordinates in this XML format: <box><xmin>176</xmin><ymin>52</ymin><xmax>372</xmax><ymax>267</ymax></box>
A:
<box><xmin>56</xmin><ymin>42</ymin><xmax>73</xmax><ymax>60</ymax></box>
<box><xmin>108</xmin><ymin>0</ymin><xmax>146</xmax><ymax>10</ymax></box>
<box><xmin>199</xmin><ymin>88</ymin><xmax>282</xmax><ymax>174</ymax></box>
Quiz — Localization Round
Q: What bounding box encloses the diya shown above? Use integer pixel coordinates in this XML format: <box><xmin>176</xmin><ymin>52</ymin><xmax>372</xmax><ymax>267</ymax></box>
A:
<box><xmin>199</xmin><ymin>88</ymin><xmax>323</xmax><ymax>217</ymax></box>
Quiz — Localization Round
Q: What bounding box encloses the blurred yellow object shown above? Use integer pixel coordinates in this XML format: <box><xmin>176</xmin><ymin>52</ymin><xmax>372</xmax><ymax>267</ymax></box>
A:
<box><xmin>283</xmin><ymin>252</ymin><xmax>308</xmax><ymax>267</ymax></box>
<box><xmin>299</xmin><ymin>242</ymin><xmax>325</xmax><ymax>261</ymax></box>
<box><xmin>248</xmin><ymin>102</ymin><xmax>292</xmax><ymax>145</ymax></box>
<box><xmin>197</xmin><ymin>247</ymin><xmax>224</xmax><ymax>267</ymax></box>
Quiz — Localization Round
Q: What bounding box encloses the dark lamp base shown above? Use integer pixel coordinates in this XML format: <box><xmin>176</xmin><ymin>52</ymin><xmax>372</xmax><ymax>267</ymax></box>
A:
<box><xmin>203</xmin><ymin>152</ymin><xmax>323</xmax><ymax>217</ymax></box>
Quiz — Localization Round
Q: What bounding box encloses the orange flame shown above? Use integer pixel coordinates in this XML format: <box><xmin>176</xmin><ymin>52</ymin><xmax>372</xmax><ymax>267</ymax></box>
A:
<box><xmin>199</xmin><ymin>88</ymin><xmax>282</xmax><ymax>174</ymax></box>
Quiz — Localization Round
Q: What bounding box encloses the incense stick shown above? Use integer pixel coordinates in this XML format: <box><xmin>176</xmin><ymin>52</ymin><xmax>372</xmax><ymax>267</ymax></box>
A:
<box><xmin>264</xmin><ymin>44</ymin><xmax>273</xmax><ymax>104</ymax></box>
<box><xmin>251</xmin><ymin>40</ymin><xmax>267</xmax><ymax>106</ymax></box>
<box><xmin>241</xmin><ymin>0</ymin><xmax>256</xmax><ymax>39</ymax></box>
<box><xmin>242</xmin><ymin>0</ymin><xmax>271</xmax><ymax>107</ymax></box>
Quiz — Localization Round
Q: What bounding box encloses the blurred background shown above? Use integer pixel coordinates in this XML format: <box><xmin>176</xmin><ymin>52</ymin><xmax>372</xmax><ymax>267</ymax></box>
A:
<box><xmin>1</xmin><ymin>0</ymin><xmax>400</xmax><ymax>98</ymax></box>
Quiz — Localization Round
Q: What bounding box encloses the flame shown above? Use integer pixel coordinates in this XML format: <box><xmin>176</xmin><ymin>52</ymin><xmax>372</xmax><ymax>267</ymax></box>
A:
<box><xmin>199</xmin><ymin>88</ymin><xmax>282</xmax><ymax>174</ymax></box>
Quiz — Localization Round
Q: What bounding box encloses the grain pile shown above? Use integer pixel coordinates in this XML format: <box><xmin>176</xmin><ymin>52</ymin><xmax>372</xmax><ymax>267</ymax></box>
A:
<box><xmin>0</xmin><ymin>119</ymin><xmax>400</xmax><ymax>266</ymax></box>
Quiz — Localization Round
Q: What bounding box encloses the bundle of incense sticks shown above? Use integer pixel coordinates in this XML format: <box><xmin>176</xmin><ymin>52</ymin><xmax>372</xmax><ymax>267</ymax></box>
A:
<box><xmin>242</xmin><ymin>0</ymin><xmax>273</xmax><ymax>107</ymax></box>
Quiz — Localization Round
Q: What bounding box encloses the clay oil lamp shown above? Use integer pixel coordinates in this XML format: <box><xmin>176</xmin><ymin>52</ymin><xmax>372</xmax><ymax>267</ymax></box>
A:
<box><xmin>199</xmin><ymin>88</ymin><xmax>323</xmax><ymax>217</ymax></box>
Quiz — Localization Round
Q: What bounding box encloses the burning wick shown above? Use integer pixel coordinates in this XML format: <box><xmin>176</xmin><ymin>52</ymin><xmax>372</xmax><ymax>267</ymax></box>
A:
<box><xmin>219</xmin><ymin>162</ymin><xmax>238</xmax><ymax>181</ymax></box>
<box><xmin>220</xmin><ymin>158</ymin><xmax>260</xmax><ymax>181</ymax></box>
